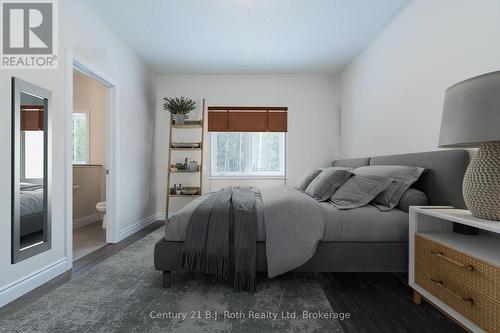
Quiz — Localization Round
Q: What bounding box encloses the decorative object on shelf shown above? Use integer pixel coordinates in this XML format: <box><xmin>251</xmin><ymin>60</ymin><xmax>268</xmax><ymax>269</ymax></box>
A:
<box><xmin>168</xmin><ymin>186</ymin><xmax>200</xmax><ymax>196</ymax></box>
<box><xmin>171</xmin><ymin>142</ymin><xmax>200</xmax><ymax>149</ymax></box>
<box><xmin>163</xmin><ymin>96</ymin><xmax>196</xmax><ymax>125</ymax></box>
<box><xmin>181</xmin><ymin>188</ymin><xmax>198</xmax><ymax>195</ymax></box>
<box><xmin>183</xmin><ymin>120</ymin><xmax>202</xmax><ymax>126</ymax></box>
<box><xmin>169</xmin><ymin>161</ymin><xmax>199</xmax><ymax>173</ymax></box>
<box><xmin>175</xmin><ymin>184</ymin><xmax>182</xmax><ymax>195</ymax></box>
<box><xmin>439</xmin><ymin>70</ymin><xmax>500</xmax><ymax>221</ymax></box>
<box><xmin>188</xmin><ymin>160</ymin><xmax>199</xmax><ymax>172</ymax></box>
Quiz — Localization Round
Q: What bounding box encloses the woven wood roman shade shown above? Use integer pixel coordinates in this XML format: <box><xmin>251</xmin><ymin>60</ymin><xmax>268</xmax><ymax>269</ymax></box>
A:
<box><xmin>207</xmin><ymin>106</ymin><xmax>288</xmax><ymax>132</ymax></box>
<box><xmin>21</xmin><ymin>105</ymin><xmax>44</xmax><ymax>131</ymax></box>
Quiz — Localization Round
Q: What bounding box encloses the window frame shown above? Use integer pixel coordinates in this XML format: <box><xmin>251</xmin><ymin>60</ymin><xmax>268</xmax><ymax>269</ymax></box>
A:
<box><xmin>72</xmin><ymin>112</ymin><xmax>90</xmax><ymax>165</ymax></box>
<box><xmin>210</xmin><ymin>132</ymin><xmax>286</xmax><ymax>178</ymax></box>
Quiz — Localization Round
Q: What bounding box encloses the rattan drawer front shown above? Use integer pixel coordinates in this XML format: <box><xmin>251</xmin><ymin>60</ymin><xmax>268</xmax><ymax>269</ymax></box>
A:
<box><xmin>415</xmin><ymin>234</ymin><xmax>500</xmax><ymax>302</ymax></box>
<box><xmin>415</xmin><ymin>260</ymin><xmax>500</xmax><ymax>332</ymax></box>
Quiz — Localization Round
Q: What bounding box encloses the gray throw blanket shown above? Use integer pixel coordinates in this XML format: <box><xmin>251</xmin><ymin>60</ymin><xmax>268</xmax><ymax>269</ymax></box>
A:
<box><xmin>181</xmin><ymin>187</ymin><xmax>259</xmax><ymax>292</ymax></box>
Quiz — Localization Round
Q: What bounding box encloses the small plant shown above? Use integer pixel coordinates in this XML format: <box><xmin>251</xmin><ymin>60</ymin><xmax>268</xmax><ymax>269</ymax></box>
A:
<box><xmin>163</xmin><ymin>96</ymin><xmax>196</xmax><ymax>115</ymax></box>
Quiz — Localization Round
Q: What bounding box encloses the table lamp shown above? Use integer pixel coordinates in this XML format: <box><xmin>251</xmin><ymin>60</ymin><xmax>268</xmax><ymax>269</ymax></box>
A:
<box><xmin>439</xmin><ymin>70</ymin><xmax>500</xmax><ymax>221</ymax></box>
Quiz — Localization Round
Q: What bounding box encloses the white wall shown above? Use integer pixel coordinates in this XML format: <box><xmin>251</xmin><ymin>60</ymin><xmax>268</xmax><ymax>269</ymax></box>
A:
<box><xmin>340</xmin><ymin>0</ymin><xmax>500</xmax><ymax>158</ymax></box>
<box><xmin>73</xmin><ymin>71</ymin><xmax>107</xmax><ymax>167</ymax></box>
<box><xmin>0</xmin><ymin>0</ymin><xmax>155</xmax><ymax>306</ymax></box>
<box><xmin>154</xmin><ymin>75</ymin><xmax>340</xmax><ymax>214</ymax></box>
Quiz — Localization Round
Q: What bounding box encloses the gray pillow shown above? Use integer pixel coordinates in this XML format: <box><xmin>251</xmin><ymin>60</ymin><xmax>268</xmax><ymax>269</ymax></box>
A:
<box><xmin>330</xmin><ymin>174</ymin><xmax>393</xmax><ymax>210</ymax></box>
<box><xmin>305</xmin><ymin>167</ymin><xmax>352</xmax><ymax>201</ymax></box>
<box><xmin>295</xmin><ymin>169</ymin><xmax>323</xmax><ymax>192</ymax></box>
<box><xmin>354</xmin><ymin>165</ymin><xmax>425</xmax><ymax>211</ymax></box>
<box><xmin>397</xmin><ymin>188</ymin><xmax>429</xmax><ymax>212</ymax></box>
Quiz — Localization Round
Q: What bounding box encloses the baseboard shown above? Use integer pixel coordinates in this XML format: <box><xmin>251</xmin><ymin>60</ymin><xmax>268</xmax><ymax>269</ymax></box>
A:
<box><xmin>0</xmin><ymin>258</ymin><xmax>68</xmax><ymax>308</ymax></box>
<box><xmin>117</xmin><ymin>214</ymin><xmax>158</xmax><ymax>241</ymax></box>
<box><xmin>73</xmin><ymin>213</ymin><xmax>101</xmax><ymax>229</ymax></box>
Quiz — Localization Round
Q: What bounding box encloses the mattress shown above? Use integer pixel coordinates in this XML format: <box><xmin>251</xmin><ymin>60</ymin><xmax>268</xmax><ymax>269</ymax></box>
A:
<box><xmin>165</xmin><ymin>193</ymin><xmax>409</xmax><ymax>243</ymax></box>
<box><xmin>320</xmin><ymin>203</ymin><xmax>409</xmax><ymax>242</ymax></box>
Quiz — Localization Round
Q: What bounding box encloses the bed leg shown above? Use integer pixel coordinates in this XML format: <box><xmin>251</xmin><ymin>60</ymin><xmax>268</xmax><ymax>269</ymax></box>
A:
<box><xmin>413</xmin><ymin>289</ymin><xmax>421</xmax><ymax>305</ymax></box>
<box><xmin>162</xmin><ymin>271</ymin><xmax>172</xmax><ymax>288</ymax></box>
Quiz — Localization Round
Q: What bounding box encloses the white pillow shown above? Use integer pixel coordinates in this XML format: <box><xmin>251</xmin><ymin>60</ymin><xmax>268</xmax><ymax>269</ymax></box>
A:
<box><xmin>354</xmin><ymin>165</ymin><xmax>425</xmax><ymax>210</ymax></box>
<box><xmin>330</xmin><ymin>174</ymin><xmax>393</xmax><ymax>209</ymax></box>
<box><xmin>294</xmin><ymin>169</ymin><xmax>323</xmax><ymax>192</ymax></box>
<box><xmin>304</xmin><ymin>167</ymin><xmax>352</xmax><ymax>201</ymax></box>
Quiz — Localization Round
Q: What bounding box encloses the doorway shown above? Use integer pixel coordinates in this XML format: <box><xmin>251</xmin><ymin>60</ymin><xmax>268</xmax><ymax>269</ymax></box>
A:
<box><xmin>72</xmin><ymin>69</ymin><xmax>108</xmax><ymax>260</ymax></box>
<box><xmin>69</xmin><ymin>59</ymin><xmax>118</xmax><ymax>262</ymax></box>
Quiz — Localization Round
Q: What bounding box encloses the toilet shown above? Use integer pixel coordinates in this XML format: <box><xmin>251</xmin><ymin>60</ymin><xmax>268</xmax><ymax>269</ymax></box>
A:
<box><xmin>96</xmin><ymin>201</ymin><xmax>107</xmax><ymax>229</ymax></box>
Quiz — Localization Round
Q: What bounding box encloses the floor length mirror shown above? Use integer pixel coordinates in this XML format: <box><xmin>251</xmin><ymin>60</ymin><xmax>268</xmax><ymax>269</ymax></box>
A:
<box><xmin>12</xmin><ymin>77</ymin><xmax>52</xmax><ymax>263</ymax></box>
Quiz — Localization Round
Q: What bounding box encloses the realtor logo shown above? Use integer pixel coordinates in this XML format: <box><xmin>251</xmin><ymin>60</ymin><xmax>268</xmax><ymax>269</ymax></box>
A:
<box><xmin>1</xmin><ymin>0</ymin><xmax>58</xmax><ymax>68</ymax></box>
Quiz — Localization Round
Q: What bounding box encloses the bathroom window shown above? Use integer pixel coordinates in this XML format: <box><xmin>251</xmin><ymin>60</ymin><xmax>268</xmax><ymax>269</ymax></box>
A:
<box><xmin>72</xmin><ymin>113</ymin><xmax>89</xmax><ymax>164</ymax></box>
<box><xmin>210</xmin><ymin>132</ymin><xmax>285</xmax><ymax>177</ymax></box>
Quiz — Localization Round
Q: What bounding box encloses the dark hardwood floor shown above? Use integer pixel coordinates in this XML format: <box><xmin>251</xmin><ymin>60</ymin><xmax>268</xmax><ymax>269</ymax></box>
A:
<box><xmin>1</xmin><ymin>223</ymin><xmax>465</xmax><ymax>332</ymax></box>
<box><xmin>318</xmin><ymin>272</ymin><xmax>465</xmax><ymax>333</ymax></box>
<box><xmin>0</xmin><ymin>220</ymin><xmax>165</xmax><ymax>320</ymax></box>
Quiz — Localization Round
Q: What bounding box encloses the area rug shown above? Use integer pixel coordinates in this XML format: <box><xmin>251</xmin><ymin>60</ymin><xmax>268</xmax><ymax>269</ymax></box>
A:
<box><xmin>0</xmin><ymin>227</ymin><xmax>344</xmax><ymax>333</ymax></box>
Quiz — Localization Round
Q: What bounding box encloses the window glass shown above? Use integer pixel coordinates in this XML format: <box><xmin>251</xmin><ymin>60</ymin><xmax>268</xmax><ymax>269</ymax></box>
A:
<box><xmin>73</xmin><ymin>113</ymin><xmax>88</xmax><ymax>164</ymax></box>
<box><xmin>211</xmin><ymin>132</ymin><xmax>285</xmax><ymax>176</ymax></box>
<box><xmin>23</xmin><ymin>131</ymin><xmax>44</xmax><ymax>179</ymax></box>
<box><xmin>215</xmin><ymin>132</ymin><xmax>245</xmax><ymax>173</ymax></box>
<box><xmin>251</xmin><ymin>132</ymin><xmax>283</xmax><ymax>173</ymax></box>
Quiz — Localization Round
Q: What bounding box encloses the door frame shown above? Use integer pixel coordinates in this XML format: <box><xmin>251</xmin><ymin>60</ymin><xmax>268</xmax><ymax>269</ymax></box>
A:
<box><xmin>65</xmin><ymin>50</ymin><xmax>120</xmax><ymax>266</ymax></box>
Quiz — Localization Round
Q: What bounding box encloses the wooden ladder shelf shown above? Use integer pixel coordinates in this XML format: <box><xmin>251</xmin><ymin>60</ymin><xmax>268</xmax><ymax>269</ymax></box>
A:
<box><xmin>165</xmin><ymin>98</ymin><xmax>205</xmax><ymax>216</ymax></box>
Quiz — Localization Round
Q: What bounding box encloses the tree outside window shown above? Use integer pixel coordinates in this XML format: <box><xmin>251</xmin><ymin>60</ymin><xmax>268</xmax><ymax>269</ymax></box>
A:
<box><xmin>211</xmin><ymin>132</ymin><xmax>285</xmax><ymax>176</ymax></box>
<box><xmin>73</xmin><ymin>113</ymin><xmax>89</xmax><ymax>164</ymax></box>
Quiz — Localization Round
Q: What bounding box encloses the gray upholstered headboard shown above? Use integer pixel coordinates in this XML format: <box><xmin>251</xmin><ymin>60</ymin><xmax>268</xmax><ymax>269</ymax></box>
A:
<box><xmin>332</xmin><ymin>150</ymin><xmax>470</xmax><ymax>209</ymax></box>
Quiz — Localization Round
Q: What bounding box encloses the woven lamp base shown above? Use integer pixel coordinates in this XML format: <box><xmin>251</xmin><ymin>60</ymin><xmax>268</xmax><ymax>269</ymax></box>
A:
<box><xmin>463</xmin><ymin>142</ymin><xmax>500</xmax><ymax>221</ymax></box>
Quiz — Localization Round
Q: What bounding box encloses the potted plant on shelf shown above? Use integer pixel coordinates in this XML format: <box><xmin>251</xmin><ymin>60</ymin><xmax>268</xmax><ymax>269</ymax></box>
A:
<box><xmin>163</xmin><ymin>96</ymin><xmax>196</xmax><ymax>125</ymax></box>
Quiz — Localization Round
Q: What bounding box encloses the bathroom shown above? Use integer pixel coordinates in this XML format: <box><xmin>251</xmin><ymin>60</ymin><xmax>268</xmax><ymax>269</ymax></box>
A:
<box><xmin>72</xmin><ymin>70</ymin><xmax>108</xmax><ymax>261</ymax></box>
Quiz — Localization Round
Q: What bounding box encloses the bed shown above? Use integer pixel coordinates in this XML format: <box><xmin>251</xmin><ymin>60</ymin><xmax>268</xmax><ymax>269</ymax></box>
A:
<box><xmin>154</xmin><ymin>150</ymin><xmax>469</xmax><ymax>287</ymax></box>
<box><xmin>20</xmin><ymin>183</ymin><xmax>45</xmax><ymax>237</ymax></box>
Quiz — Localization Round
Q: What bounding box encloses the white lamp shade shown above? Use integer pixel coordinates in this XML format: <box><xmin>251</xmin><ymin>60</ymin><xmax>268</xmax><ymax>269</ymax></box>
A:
<box><xmin>439</xmin><ymin>70</ymin><xmax>500</xmax><ymax>148</ymax></box>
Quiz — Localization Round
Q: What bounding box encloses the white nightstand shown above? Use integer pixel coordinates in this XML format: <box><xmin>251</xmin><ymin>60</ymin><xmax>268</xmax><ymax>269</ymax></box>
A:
<box><xmin>409</xmin><ymin>207</ymin><xmax>500</xmax><ymax>333</ymax></box>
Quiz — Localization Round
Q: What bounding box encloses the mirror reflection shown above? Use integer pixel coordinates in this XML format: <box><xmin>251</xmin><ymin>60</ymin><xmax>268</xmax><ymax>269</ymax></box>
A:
<box><xmin>19</xmin><ymin>92</ymin><xmax>46</xmax><ymax>249</ymax></box>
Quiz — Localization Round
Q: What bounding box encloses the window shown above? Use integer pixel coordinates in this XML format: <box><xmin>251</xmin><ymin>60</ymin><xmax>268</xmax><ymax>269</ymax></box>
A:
<box><xmin>22</xmin><ymin>131</ymin><xmax>44</xmax><ymax>180</ymax></box>
<box><xmin>72</xmin><ymin>113</ymin><xmax>89</xmax><ymax>164</ymax></box>
<box><xmin>211</xmin><ymin>132</ymin><xmax>285</xmax><ymax>177</ymax></box>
